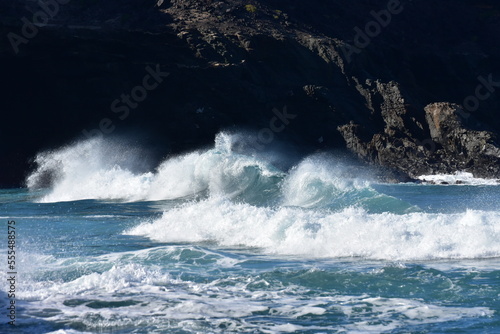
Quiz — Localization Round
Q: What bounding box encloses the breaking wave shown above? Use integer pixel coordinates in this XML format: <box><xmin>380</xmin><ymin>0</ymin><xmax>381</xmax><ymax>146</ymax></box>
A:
<box><xmin>27</xmin><ymin>133</ymin><xmax>284</xmax><ymax>203</ymax></box>
<box><xmin>26</xmin><ymin>132</ymin><xmax>409</xmax><ymax>212</ymax></box>
<box><xmin>126</xmin><ymin>199</ymin><xmax>500</xmax><ymax>261</ymax></box>
<box><xmin>26</xmin><ymin>132</ymin><xmax>500</xmax><ymax>260</ymax></box>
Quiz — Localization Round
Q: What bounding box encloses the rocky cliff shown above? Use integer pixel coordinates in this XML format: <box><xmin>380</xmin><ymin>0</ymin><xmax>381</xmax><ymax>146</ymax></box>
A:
<box><xmin>1</xmin><ymin>0</ymin><xmax>500</xmax><ymax>187</ymax></box>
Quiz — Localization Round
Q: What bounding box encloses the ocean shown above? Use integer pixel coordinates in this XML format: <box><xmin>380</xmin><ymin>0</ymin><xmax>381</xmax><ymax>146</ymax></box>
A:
<box><xmin>1</xmin><ymin>132</ymin><xmax>500</xmax><ymax>333</ymax></box>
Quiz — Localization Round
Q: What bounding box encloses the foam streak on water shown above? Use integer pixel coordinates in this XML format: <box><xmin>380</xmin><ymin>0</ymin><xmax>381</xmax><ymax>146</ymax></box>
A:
<box><xmin>418</xmin><ymin>171</ymin><xmax>500</xmax><ymax>185</ymax></box>
<box><xmin>15</xmin><ymin>246</ymin><xmax>496</xmax><ymax>334</ymax></box>
<box><xmin>10</xmin><ymin>133</ymin><xmax>500</xmax><ymax>333</ymax></box>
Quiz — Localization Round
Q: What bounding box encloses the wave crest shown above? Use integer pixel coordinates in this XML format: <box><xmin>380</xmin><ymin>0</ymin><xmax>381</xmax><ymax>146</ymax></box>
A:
<box><xmin>126</xmin><ymin>199</ymin><xmax>500</xmax><ymax>261</ymax></box>
<box><xmin>27</xmin><ymin>134</ymin><xmax>284</xmax><ymax>203</ymax></box>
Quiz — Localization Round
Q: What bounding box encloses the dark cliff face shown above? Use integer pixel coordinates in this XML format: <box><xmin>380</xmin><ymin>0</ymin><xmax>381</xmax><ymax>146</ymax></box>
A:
<box><xmin>1</xmin><ymin>0</ymin><xmax>500</xmax><ymax>187</ymax></box>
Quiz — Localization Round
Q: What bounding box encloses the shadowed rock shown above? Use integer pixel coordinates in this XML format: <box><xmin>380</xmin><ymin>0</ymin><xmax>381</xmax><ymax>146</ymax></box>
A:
<box><xmin>1</xmin><ymin>0</ymin><xmax>500</xmax><ymax>186</ymax></box>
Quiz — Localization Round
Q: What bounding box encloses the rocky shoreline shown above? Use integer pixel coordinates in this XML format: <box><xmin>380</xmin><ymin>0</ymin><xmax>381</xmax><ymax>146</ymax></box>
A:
<box><xmin>1</xmin><ymin>0</ymin><xmax>500</xmax><ymax>187</ymax></box>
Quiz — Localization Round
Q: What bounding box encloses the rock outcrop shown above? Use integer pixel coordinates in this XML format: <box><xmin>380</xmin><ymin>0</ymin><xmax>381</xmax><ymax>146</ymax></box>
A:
<box><xmin>424</xmin><ymin>102</ymin><xmax>500</xmax><ymax>176</ymax></box>
<box><xmin>1</xmin><ymin>0</ymin><xmax>500</xmax><ymax>186</ymax></box>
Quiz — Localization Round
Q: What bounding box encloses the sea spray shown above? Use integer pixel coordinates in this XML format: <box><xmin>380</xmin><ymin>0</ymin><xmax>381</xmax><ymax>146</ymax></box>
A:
<box><xmin>27</xmin><ymin>132</ymin><xmax>413</xmax><ymax>213</ymax></box>
<box><xmin>10</xmin><ymin>145</ymin><xmax>500</xmax><ymax>333</ymax></box>
<box><xmin>418</xmin><ymin>171</ymin><xmax>500</xmax><ymax>185</ymax></box>
<box><xmin>126</xmin><ymin>198</ymin><xmax>500</xmax><ymax>261</ymax></box>
<box><xmin>26</xmin><ymin>138</ymin><xmax>156</xmax><ymax>202</ymax></box>
<box><xmin>27</xmin><ymin>133</ymin><xmax>285</xmax><ymax>203</ymax></box>
<box><xmin>282</xmin><ymin>155</ymin><xmax>372</xmax><ymax>208</ymax></box>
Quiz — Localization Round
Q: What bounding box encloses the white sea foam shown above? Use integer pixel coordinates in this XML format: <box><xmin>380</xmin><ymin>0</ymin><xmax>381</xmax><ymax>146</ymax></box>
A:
<box><xmin>418</xmin><ymin>171</ymin><xmax>500</xmax><ymax>185</ymax></box>
<box><xmin>26</xmin><ymin>138</ymin><xmax>155</xmax><ymax>202</ymax></box>
<box><xmin>126</xmin><ymin>199</ymin><xmax>500</xmax><ymax>261</ymax></box>
<box><xmin>335</xmin><ymin>296</ymin><xmax>492</xmax><ymax>333</ymax></box>
<box><xmin>281</xmin><ymin>155</ymin><xmax>371</xmax><ymax>208</ymax></box>
<box><xmin>27</xmin><ymin>133</ymin><xmax>409</xmax><ymax>214</ymax></box>
<box><xmin>27</xmin><ymin>133</ymin><xmax>284</xmax><ymax>203</ymax></box>
<box><xmin>18</xmin><ymin>249</ymin><xmax>493</xmax><ymax>333</ymax></box>
<box><xmin>17</xmin><ymin>133</ymin><xmax>500</xmax><ymax>333</ymax></box>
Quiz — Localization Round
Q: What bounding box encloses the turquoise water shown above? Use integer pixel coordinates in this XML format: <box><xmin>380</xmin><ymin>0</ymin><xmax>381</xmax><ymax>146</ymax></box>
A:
<box><xmin>1</xmin><ymin>133</ymin><xmax>500</xmax><ymax>333</ymax></box>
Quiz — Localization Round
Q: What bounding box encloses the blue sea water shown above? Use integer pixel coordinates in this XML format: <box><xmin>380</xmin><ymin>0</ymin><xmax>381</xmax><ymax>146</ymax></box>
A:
<box><xmin>1</xmin><ymin>133</ymin><xmax>500</xmax><ymax>333</ymax></box>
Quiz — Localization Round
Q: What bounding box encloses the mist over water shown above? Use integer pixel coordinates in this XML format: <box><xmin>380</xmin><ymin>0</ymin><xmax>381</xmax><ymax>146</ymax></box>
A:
<box><xmin>4</xmin><ymin>131</ymin><xmax>500</xmax><ymax>333</ymax></box>
<box><xmin>26</xmin><ymin>132</ymin><xmax>372</xmax><ymax>205</ymax></box>
<box><xmin>26</xmin><ymin>138</ymin><xmax>157</xmax><ymax>201</ymax></box>
<box><xmin>24</xmin><ymin>132</ymin><xmax>500</xmax><ymax>261</ymax></box>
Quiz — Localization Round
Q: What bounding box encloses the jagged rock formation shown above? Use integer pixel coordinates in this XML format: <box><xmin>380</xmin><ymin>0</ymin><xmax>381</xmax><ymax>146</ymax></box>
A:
<box><xmin>1</xmin><ymin>0</ymin><xmax>500</xmax><ymax>186</ymax></box>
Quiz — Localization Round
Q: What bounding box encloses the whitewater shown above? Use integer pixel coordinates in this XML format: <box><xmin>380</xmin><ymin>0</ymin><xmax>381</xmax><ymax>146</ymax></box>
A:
<box><xmin>2</xmin><ymin>132</ymin><xmax>500</xmax><ymax>333</ymax></box>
